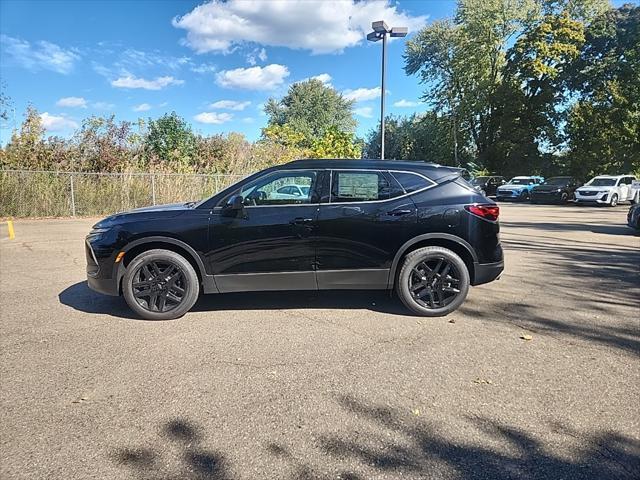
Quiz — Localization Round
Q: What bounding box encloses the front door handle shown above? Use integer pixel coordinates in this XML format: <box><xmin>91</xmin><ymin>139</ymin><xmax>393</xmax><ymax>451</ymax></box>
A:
<box><xmin>290</xmin><ymin>217</ymin><xmax>314</xmax><ymax>225</ymax></box>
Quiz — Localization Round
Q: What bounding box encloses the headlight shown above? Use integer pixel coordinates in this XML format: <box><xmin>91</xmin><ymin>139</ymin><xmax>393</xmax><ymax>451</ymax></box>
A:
<box><xmin>556</xmin><ymin>188</ymin><xmax>563</xmax><ymax>192</ymax></box>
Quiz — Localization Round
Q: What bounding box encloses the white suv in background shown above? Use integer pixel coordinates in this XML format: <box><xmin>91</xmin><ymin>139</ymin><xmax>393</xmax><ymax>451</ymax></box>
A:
<box><xmin>574</xmin><ymin>175</ymin><xmax>638</xmax><ymax>206</ymax></box>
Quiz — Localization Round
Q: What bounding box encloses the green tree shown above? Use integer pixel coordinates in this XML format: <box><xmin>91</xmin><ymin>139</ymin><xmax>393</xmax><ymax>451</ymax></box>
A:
<box><xmin>145</xmin><ymin>112</ymin><xmax>196</xmax><ymax>171</ymax></box>
<box><xmin>565</xmin><ymin>4</ymin><xmax>640</xmax><ymax>178</ymax></box>
<box><xmin>309</xmin><ymin>126</ymin><xmax>361</xmax><ymax>159</ymax></box>
<box><xmin>264</xmin><ymin>79</ymin><xmax>356</xmax><ymax>147</ymax></box>
<box><xmin>489</xmin><ymin>12</ymin><xmax>585</xmax><ymax>177</ymax></box>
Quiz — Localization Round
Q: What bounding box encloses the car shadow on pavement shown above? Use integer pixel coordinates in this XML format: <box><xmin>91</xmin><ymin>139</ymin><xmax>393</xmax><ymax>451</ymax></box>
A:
<box><xmin>58</xmin><ymin>281</ymin><xmax>411</xmax><ymax>320</ymax></box>
<box><xmin>110</xmin><ymin>396</ymin><xmax>640</xmax><ymax>480</ymax></box>
<box><xmin>501</xmin><ymin>220</ymin><xmax>639</xmax><ymax>236</ymax></box>
<box><xmin>58</xmin><ymin>281</ymin><xmax>138</xmax><ymax>319</ymax></box>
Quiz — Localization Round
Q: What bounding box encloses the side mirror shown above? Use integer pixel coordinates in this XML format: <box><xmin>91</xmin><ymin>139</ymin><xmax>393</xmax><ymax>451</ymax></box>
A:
<box><xmin>229</xmin><ymin>194</ymin><xmax>245</xmax><ymax>210</ymax></box>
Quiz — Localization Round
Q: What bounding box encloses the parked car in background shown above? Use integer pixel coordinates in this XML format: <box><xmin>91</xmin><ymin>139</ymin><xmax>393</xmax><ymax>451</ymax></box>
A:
<box><xmin>86</xmin><ymin>159</ymin><xmax>504</xmax><ymax>320</ymax></box>
<box><xmin>628</xmin><ymin>203</ymin><xmax>640</xmax><ymax>230</ymax></box>
<box><xmin>496</xmin><ymin>176</ymin><xmax>544</xmax><ymax>201</ymax></box>
<box><xmin>574</xmin><ymin>175</ymin><xmax>638</xmax><ymax>206</ymax></box>
<box><xmin>530</xmin><ymin>176</ymin><xmax>580</xmax><ymax>204</ymax></box>
<box><xmin>471</xmin><ymin>176</ymin><xmax>505</xmax><ymax>197</ymax></box>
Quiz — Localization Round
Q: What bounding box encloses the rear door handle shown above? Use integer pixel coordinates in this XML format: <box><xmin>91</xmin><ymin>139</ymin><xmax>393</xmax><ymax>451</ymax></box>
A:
<box><xmin>387</xmin><ymin>209</ymin><xmax>413</xmax><ymax>216</ymax></box>
<box><xmin>342</xmin><ymin>206</ymin><xmax>363</xmax><ymax>216</ymax></box>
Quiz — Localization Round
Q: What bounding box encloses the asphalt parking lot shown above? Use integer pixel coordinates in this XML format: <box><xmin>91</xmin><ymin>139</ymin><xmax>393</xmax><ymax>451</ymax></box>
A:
<box><xmin>1</xmin><ymin>203</ymin><xmax>639</xmax><ymax>480</ymax></box>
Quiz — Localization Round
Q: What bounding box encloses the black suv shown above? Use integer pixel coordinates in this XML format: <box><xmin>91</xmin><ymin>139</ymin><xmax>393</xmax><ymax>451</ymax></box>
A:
<box><xmin>530</xmin><ymin>176</ymin><xmax>579</xmax><ymax>204</ymax></box>
<box><xmin>470</xmin><ymin>176</ymin><xmax>505</xmax><ymax>197</ymax></box>
<box><xmin>86</xmin><ymin>159</ymin><xmax>504</xmax><ymax>320</ymax></box>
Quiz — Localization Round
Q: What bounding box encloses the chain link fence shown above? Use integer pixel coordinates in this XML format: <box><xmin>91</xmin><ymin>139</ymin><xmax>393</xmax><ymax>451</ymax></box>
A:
<box><xmin>0</xmin><ymin>170</ymin><xmax>245</xmax><ymax>217</ymax></box>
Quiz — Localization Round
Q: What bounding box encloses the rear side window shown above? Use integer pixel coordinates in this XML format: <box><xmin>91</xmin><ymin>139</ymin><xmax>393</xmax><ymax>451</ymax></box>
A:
<box><xmin>331</xmin><ymin>170</ymin><xmax>402</xmax><ymax>202</ymax></box>
<box><xmin>390</xmin><ymin>171</ymin><xmax>432</xmax><ymax>193</ymax></box>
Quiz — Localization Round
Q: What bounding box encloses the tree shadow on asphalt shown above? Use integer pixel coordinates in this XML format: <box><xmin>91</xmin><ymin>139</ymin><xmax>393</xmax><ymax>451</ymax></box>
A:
<box><xmin>112</xmin><ymin>418</ymin><xmax>231</xmax><ymax>480</ymax></box>
<box><xmin>58</xmin><ymin>281</ymin><xmax>409</xmax><ymax>320</ymax></box>
<box><xmin>476</xmin><ymin>234</ymin><xmax>640</xmax><ymax>355</ymax></box>
<box><xmin>114</xmin><ymin>397</ymin><xmax>640</xmax><ymax>479</ymax></box>
<box><xmin>266</xmin><ymin>395</ymin><xmax>640</xmax><ymax>480</ymax></box>
<box><xmin>501</xmin><ymin>219</ymin><xmax>639</xmax><ymax>237</ymax></box>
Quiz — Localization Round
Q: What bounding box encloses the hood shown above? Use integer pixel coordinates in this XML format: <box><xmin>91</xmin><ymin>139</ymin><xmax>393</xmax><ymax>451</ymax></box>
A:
<box><xmin>93</xmin><ymin>202</ymin><xmax>193</xmax><ymax>228</ymax></box>
<box><xmin>534</xmin><ymin>184</ymin><xmax>566</xmax><ymax>192</ymax></box>
<box><xmin>578</xmin><ymin>185</ymin><xmax>616</xmax><ymax>192</ymax></box>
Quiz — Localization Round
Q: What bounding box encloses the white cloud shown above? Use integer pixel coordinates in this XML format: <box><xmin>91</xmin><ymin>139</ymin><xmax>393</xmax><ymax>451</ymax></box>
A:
<box><xmin>242</xmin><ymin>117</ymin><xmax>255</xmax><ymax>124</ymax></box>
<box><xmin>216</xmin><ymin>64</ymin><xmax>289</xmax><ymax>90</ymax></box>
<box><xmin>118</xmin><ymin>49</ymin><xmax>191</xmax><ymax>71</ymax></box>
<box><xmin>343</xmin><ymin>87</ymin><xmax>381</xmax><ymax>102</ymax></box>
<box><xmin>56</xmin><ymin>97</ymin><xmax>87</xmax><ymax>108</ymax></box>
<box><xmin>393</xmin><ymin>99</ymin><xmax>419</xmax><ymax>108</ymax></box>
<box><xmin>246</xmin><ymin>47</ymin><xmax>268</xmax><ymax>66</ymax></box>
<box><xmin>1</xmin><ymin>34</ymin><xmax>80</xmax><ymax>74</ymax></box>
<box><xmin>298</xmin><ymin>73</ymin><xmax>333</xmax><ymax>86</ymax></box>
<box><xmin>92</xmin><ymin>101</ymin><xmax>115</xmax><ymax>110</ymax></box>
<box><xmin>39</xmin><ymin>113</ymin><xmax>78</xmax><ymax>131</ymax></box>
<box><xmin>354</xmin><ymin>106</ymin><xmax>373</xmax><ymax>118</ymax></box>
<box><xmin>133</xmin><ymin>103</ymin><xmax>152</xmax><ymax>112</ymax></box>
<box><xmin>210</xmin><ymin>100</ymin><xmax>251</xmax><ymax>111</ymax></box>
<box><xmin>111</xmin><ymin>74</ymin><xmax>184</xmax><ymax>90</ymax></box>
<box><xmin>173</xmin><ymin>0</ymin><xmax>426</xmax><ymax>54</ymax></box>
<box><xmin>191</xmin><ymin>63</ymin><xmax>217</xmax><ymax>74</ymax></box>
<box><xmin>194</xmin><ymin>112</ymin><xmax>234</xmax><ymax>124</ymax></box>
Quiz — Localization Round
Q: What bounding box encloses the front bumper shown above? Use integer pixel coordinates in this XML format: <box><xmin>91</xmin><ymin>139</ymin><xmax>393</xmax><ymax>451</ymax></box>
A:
<box><xmin>85</xmin><ymin>235</ymin><xmax>121</xmax><ymax>296</ymax></box>
<box><xmin>575</xmin><ymin>191</ymin><xmax>609</xmax><ymax>203</ymax></box>
<box><xmin>530</xmin><ymin>191</ymin><xmax>564</xmax><ymax>203</ymax></box>
<box><xmin>496</xmin><ymin>189</ymin><xmax>527</xmax><ymax>201</ymax></box>
<box><xmin>472</xmin><ymin>260</ymin><xmax>504</xmax><ymax>286</ymax></box>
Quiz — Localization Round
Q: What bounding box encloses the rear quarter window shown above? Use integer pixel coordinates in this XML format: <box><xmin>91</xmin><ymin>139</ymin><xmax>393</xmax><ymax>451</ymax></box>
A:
<box><xmin>390</xmin><ymin>172</ymin><xmax>433</xmax><ymax>193</ymax></box>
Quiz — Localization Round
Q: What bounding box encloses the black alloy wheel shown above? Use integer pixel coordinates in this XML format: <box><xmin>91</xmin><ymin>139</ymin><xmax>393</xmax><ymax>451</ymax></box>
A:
<box><xmin>123</xmin><ymin>249</ymin><xmax>199</xmax><ymax>320</ymax></box>
<box><xmin>397</xmin><ymin>246</ymin><xmax>470</xmax><ymax>317</ymax></box>
<box><xmin>132</xmin><ymin>260</ymin><xmax>186</xmax><ymax>313</ymax></box>
<box><xmin>409</xmin><ymin>258</ymin><xmax>461</xmax><ymax>309</ymax></box>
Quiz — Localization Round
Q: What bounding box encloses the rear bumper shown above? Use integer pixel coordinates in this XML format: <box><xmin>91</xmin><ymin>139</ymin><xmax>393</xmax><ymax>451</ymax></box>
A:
<box><xmin>472</xmin><ymin>260</ymin><xmax>504</xmax><ymax>286</ymax></box>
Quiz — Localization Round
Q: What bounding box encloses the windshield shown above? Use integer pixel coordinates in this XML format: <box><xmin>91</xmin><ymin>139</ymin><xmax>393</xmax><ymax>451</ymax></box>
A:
<box><xmin>471</xmin><ymin>177</ymin><xmax>488</xmax><ymax>185</ymax></box>
<box><xmin>543</xmin><ymin>177</ymin><xmax>571</xmax><ymax>186</ymax></box>
<box><xmin>509</xmin><ymin>178</ymin><xmax>532</xmax><ymax>185</ymax></box>
<box><xmin>587</xmin><ymin>178</ymin><xmax>616</xmax><ymax>187</ymax></box>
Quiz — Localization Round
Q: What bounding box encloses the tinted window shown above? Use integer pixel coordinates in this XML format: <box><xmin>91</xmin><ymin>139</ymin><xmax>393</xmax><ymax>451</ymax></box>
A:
<box><xmin>543</xmin><ymin>177</ymin><xmax>571</xmax><ymax>186</ymax></box>
<box><xmin>237</xmin><ymin>170</ymin><xmax>317</xmax><ymax>206</ymax></box>
<box><xmin>391</xmin><ymin>171</ymin><xmax>432</xmax><ymax>193</ymax></box>
<box><xmin>331</xmin><ymin>171</ymin><xmax>402</xmax><ymax>202</ymax></box>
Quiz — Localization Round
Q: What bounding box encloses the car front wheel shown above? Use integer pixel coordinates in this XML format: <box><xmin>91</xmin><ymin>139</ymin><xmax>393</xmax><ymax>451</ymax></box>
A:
<box><xmin>123</xmin><ymin>249</ymin><xmax>199</xmax><ymax>320</ymax></box>
<box><xmin>396</xmin><ymin>246</ymin><xmax>470</xmax><ymax>317</ymax></box>
<box><xmin>610</xmin><ymin>194</ymin><xmax>618</xmax><ymax>207</ymax></box>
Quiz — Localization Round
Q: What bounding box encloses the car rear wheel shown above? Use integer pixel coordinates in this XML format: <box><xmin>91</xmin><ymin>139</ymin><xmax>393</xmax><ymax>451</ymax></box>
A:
<box><xmin>396</xmin><ymin>246</ymin><xmax>470</xmax><ymax>317</ymax></box>
<box><xmin>123</xmin><ymin>249</ymin><xmax>199</xmax><ymax>320</ymax></box>
<box><xmin>610</xmin><ymin>194</ymin><xmax>618</xmax><ymax>207</ymax></box>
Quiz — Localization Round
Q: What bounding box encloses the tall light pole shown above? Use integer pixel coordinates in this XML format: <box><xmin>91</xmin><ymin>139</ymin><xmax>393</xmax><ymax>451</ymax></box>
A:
<box><xmin>367</xmin><ymin>21</ymin><xmax>407</xmax><ymax>160</ymax></box>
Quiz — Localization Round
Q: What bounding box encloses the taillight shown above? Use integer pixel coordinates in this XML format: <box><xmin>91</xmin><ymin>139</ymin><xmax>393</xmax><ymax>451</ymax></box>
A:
<box><xmin>464</xmin><ymin>204</ymin><xmax>500</xmax><ymax>222</ymax></box>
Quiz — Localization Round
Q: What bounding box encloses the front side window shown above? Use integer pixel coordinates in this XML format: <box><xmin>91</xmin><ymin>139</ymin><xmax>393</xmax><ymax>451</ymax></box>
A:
<box><xmin>331</xmin><ymin>170</ymin><xmax>402</xmax><ymax>203</ymax></box>
<box><xmin>234</xmin><ymin>170</ymin><xmax>317</xmax><ymax>206</ymax></box>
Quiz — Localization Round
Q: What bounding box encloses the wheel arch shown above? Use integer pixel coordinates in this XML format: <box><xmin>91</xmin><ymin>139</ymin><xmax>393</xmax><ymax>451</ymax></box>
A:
<box><xmin>119</xmin><ymin>236</ymin><xmax>217</xmax><ymax>294</ymax></box>
<box><xmin>387</xmin><ymin>233</ymin><xmax>477</xmax><ymax>289</ymax></box>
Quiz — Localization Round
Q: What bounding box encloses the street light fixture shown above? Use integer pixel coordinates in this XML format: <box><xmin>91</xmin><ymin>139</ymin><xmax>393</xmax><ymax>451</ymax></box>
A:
<box><xmin>367</xmin><ymin>20</ymin><xmax>407</xmax><ymax>160</ymax></box>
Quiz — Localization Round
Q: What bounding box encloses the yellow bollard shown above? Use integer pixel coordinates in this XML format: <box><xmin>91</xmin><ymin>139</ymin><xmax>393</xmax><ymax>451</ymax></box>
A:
<box><xmin>7</xmin><ymin>219</ymin><xmax>15</xmax><ymax>240</ymax></box>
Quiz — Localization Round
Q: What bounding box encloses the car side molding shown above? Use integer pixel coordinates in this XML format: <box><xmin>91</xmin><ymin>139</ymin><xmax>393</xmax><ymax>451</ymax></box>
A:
<box><xmin>387</xmin><ymin>233</ymin><xmax>479</xmax><ymax>289</ymax></box>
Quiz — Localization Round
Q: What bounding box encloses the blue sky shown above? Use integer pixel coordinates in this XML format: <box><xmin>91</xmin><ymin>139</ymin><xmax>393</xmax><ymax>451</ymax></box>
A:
<box><xmin>0</xmin><ymin>0</ymin><xmax>457</xmax><ymax>144</ymax></box>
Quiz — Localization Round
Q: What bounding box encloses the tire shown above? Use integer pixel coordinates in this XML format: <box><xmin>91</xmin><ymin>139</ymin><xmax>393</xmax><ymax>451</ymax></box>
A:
<box><xmin>610</xmin><ymin>194</ymin><xmax>618</xmax><ymax>207</ymax></box>
<box><xmin>123</xmin><ymin>249</ymin><xmax>199</xmax><ymax>320</ymax></box>
<box><xmin>521</xmin><ymin>191</ymin><xmax>530</xmax><ymax>201</ymax></box>
<box><xmin>560</xmin><ymin>192</ymin><xmax>569</xmax><ymax>203</ymax></box>
<box><xmin>396</xmin><ymin>246</ymin><xmax>470</xmax><ymax>317</ymax></box>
